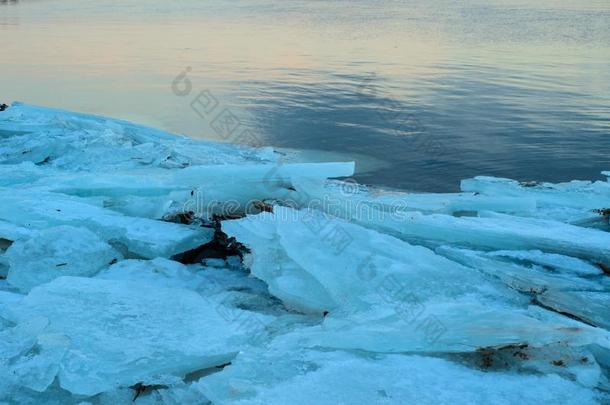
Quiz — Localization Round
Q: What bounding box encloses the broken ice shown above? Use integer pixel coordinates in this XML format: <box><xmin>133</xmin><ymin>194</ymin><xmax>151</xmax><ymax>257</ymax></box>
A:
<box><xmin>0</xmin><ymin>103</ymin><xmax>608</xmax><ymax>403</ymax></box>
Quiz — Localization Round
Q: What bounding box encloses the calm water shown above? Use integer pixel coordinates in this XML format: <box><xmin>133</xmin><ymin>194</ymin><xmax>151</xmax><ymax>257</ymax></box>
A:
<box><xmin>1</xmin><ymin>0</ymin><xmax>609</xmax><ymax>191</ymax></box>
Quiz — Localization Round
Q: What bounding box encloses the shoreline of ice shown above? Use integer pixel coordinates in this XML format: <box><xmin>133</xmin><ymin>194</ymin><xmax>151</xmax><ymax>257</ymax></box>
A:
<box><xmin>0</xmin><ymin>102</ymin><xmax>609</xmax><ymax>404</ymax></box>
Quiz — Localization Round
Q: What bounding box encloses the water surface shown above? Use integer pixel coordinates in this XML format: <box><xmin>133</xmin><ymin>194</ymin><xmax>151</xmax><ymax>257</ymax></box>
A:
<box><xmin>1</xmin><ymin>0</ymin><xmax>609</xmax><ymax>191</ymax></box>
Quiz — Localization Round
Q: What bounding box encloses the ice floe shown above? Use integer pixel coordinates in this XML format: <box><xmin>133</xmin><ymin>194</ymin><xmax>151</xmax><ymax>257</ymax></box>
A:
<box><xmin>0</xmin><ymin>188</ymin><xmax>213</xmax><ymax>258</ymax></box>
<box><xmin>4</xmin><ymin>226</ymin><xmax>122</xmax><ymax>292</ymax></box>
<box><xmin>0</xmin><ymin>102</ymin><xmax>608</xmax><ymax>403</ymax></box>
<box><xmin>3</xmin><ymin>276</ymin><xmax>250</xmax><ymax>396</ymax></box>
<box><xmin>195</xmin><ymin>345</ymin><xmax>602</xmax><ymax>405</ymax></box>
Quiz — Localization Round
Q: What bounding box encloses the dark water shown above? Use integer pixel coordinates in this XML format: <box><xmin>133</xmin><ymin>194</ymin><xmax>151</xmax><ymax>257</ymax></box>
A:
<box><xmin>1</xmin><ymin>0</ymin><xmax>609</xmax><ymax>191</ymax></box>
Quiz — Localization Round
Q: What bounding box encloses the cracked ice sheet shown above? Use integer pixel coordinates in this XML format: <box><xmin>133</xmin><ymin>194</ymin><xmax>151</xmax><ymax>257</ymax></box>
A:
<box><xmin>0</xmin><ymin>102</ymin><xmax>276</xmax><ymax>170</ymax></box>
<box><xmin>223</xmin><ymin>207</ymin><xmax>609</xmax><ymax>353</ymax></box>
<box><xmin>223</xmin><ymin>206</ymin><xmax>517</xmax><ymax>314</ymax></box>
<box><xmin>0</xmin><ymin>162</ymin><xmax>51</xmax><ymax>187</ymax></box>
<box><xmin>2</xmin><ymin>276</ymin><xmax>262</xmax><ymax>396</ymax></box>
<box><xmin>0</xmin><ymin>188</ymin><xmax>213</xmax><ymax>258</ymax></box>
<box><xmin>96</xmin><ymin>258</ymin><xmax>261</xmax><ymax>292</ymax></box>
<box><xmin>436</xmin><ymin>246</ymin><xmax>605</xmax><ymax>294</ymax></box>
<box><xmin>537</xmin><ymin>290</ymin><xmax>610</xmax><ymax>329</ymax></box>
<box><xmin>289</xmin><ymin>300</ymin><xmax>610</xmax><ymax>354</ymax></box>
<box><xmin>192</xmin><ymin>345</ymin><xmax>603</xmax><ymax>405</ymax></box>
<box><xmin>23</xmin><ymin>161</ymin><xmax>354</xmax><ymax>219</ymax></box>
<box><xmin>0</xmin><ymin>317</ymin><xmax>71</xmax><ymax>397</ymax></box>
<box><xmin>313</xmin><ymin>179</ymin><xmax>537</xmax><ymax>216</ymax></box>
<box><xmin>5</xmin><ymin>226</ymin><xmax>122</xmax><ymax>293</ymax></box>
<box><xmin>367</xmin><ymin>209</ymin><xmax>610</xmax><ymax>266</ymax></box>
<box><xmin>0</xmin><ymin>220</ymin><xmax>32</xmax><ymax>243</ymax></box>
<box><xmin>0</xmin><ymin>221</ymin><xmax>32</xmax><ymax>278</ymax></box>
<box><xmin>291</xmin><ymin>179</ymin><xmax>610</xmax><ymax>264</ymax></box>
<box><xmin>460</xmin><ymin>175</ymin><xmax>610</xmax><ymax>224</ymax></box>
<box><xmin>96</xmin><ymin>257</ymin><xmax>282</xmax><ymax>318</ymax></box>
<box><xmin>1</xmin><ymin>333</ymin><xmax>70</xmax><ymax>396</ymax></box>
<box><xmin>486</xmin><ymin>249</ymin><xmax>604</xmax><ymax>277</ymax></box>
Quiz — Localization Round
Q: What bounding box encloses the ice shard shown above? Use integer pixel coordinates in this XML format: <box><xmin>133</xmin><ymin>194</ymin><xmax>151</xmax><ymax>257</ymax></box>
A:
<box><xmin>486</xmin><ymin>249</ymin><xmax>604</xmax><ymax>277</ymax></box>
<box><xmin>536</xmin><ymin>290</ymin><xmax>610</xmax><ymax>329</ymax></box>
<box><xmin>5</xmin><ymin>276</ymin><xmax>256</xmax><ymax>396</ymax></box>
<box><xmin>0</xmin><ymin>188</ymin><xmax>213</xmax><ymax>258</ymax></box>
<box><xmin>436</xmin><ymin>246</ymin><xmax>604</xmax><ymax>294</ymax></box>
<box><xmin>5</xmin><ymin>226</ymin><xmax>122</xmax><ymax>292</ymax></box>
<box><xmin>460</xmin><ymin>176</ymin><xmax>610</xmax><ymax>224</ymax></box>
<box><xmin>195</xmin><ymin>344</ymin><xmax>602</xmax><ymax>405</ymax></box>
